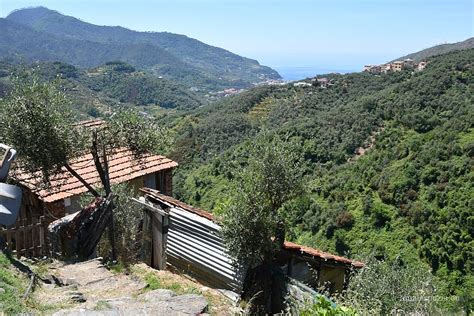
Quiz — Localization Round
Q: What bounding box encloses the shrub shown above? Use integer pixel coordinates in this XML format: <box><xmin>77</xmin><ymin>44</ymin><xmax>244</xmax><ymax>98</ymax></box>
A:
<box><xmin>299</xmin><ymin>296</ymin><xmax>357</xmax><ymax>316</ymax></box>
<box><xmin>335</xmin><ymin>211</ymin><xmax>354</xmax><ymax>229</ymax></box>
<box><xmin>341</xmin><ymin>257</ymin><xmax>442</xmax><ymax>315</ymax></box>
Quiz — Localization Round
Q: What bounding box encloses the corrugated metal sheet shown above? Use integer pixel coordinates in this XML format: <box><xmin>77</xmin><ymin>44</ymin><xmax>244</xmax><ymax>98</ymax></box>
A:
<box><xmin>167</xmin><ymin>206</ymin><xmax>245</xmax><ymax>292</ymax></box>
<box><xmin>141</xmin><ymin>188</ymin><xmax>364</xmax><ymax>269</ymax></box>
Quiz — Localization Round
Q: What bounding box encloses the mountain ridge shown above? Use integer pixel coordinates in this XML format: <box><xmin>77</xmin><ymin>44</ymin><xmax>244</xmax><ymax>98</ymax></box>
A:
<box><xmin>394</xmin><ymin>37</ymin><xmax>474</xmax><ymax>62</ymax></box>
<box><xmin>2</xmin><ymin>7</ymin><xmax>281</xmax><ymax>89</ymax></box>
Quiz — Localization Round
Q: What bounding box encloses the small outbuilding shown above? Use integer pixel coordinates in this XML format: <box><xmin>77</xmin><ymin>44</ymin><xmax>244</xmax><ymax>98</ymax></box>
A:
<box><xmin>0</xmin><ymin>120</ymin><xmax>178</xmax><ymax>257</ymax></box>
<box><xmin>137</xmin><ymin>189</ymin><xmax>363</xmax><ymax>295</ymax></box>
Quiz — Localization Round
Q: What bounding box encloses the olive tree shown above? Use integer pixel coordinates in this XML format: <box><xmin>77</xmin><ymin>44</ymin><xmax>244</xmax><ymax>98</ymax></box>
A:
<box><xmin>341</xmin><ymin>257</ymin><xmax>442</xmax><ymax>315</ymax></box>
<box><xmin>219</xmin><ymin>131</ymin><xmax>304</xmax><ymax>313</ymax></box>
<box><xmin>219</xmin><ymin>132</ymin><xmax>304</xmax><ymax>267</ymax></box>
<box><xmin>0</xmin><ymin>74</ymin><xmax>168</xmax><ymax>260</ymax></box>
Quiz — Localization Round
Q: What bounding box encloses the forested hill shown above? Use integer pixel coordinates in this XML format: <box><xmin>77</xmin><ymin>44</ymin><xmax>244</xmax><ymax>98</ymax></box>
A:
<box><xmin>2</xmin><ymin>7</ymin><xmax>280</xmax><ymax>89</ymax></box>
<box><xmin>164</xmin><ymin>49</ymin><xmax>473</xmax><ymax>311</ymax></box>
<box><xmin>395</xmin><ymin>37</ymin><xmax>474</xmax><ymax>62</ymax></box>
<box><xmin>0</xmin><ymin>61</ymin><xmax>204</xmax><ymax>116</ymax></box>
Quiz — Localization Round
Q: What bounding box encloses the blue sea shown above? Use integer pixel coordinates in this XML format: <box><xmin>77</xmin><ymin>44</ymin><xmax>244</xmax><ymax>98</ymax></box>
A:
<box><xmin>273</xmin><ymin>66</ymin><xmax>358</xmax><ymax>81</ymax></box>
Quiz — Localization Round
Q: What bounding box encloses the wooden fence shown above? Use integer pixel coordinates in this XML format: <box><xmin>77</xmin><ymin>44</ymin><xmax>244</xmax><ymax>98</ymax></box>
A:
<box><xmin>0</xmin><ymin>216</ymin><xmax>46</xmax><ymax>257</ymax></box>
<box><xmin>0</xmin><ymin>191</ymin><xmax>48</xmax><ymax>258</ymax></box>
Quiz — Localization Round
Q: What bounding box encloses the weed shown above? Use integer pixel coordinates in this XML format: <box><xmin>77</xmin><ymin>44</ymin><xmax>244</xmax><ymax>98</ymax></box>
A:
<box><xmin>94</xmin><ymin>300</ymin><xmax>112</xmax><ymax>311</ymax></box>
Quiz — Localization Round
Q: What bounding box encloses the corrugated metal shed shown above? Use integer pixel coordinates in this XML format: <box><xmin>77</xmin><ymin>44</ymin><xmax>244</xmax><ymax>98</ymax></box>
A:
<box><xmin>140</xmin><ymin>188</ymin><xmax>364</xmax><ymax>294</ymax></box>
<box><xmin>142</xmin><ymin>189</ymin><xmax>364</xmax><ymax>269</ymax></box>
<box><xmin>167</xmin><ymin>206</ymin><xmax>246</xmax><ymax>292</ymax></box>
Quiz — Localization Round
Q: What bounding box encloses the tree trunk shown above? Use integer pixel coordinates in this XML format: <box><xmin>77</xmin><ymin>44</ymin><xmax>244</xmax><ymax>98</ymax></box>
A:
<box><xmin>242</xmin><ymin>262</ymin><xmax>273</xmax><ymax>315</ymax></box>
<box><xmin>91</xmin><ymin>132</ymin><xmax>117</xmax><ymax>261</ymax></box>
<box><xmin>64</xmin><ymin>164</ymin><xmax>100</xmax><ymax>197</ymax></box>
<box><xmin>275</xmin><ymin>219</ymin><xmax>286</xmax><ymax>248</ymax></box>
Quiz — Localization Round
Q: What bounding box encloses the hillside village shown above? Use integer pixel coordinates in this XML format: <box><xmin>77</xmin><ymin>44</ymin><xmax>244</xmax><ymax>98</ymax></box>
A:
<box><xmin>363</xmin><ymin>58</ymin><xmax>427</xmax><ymax>74</ymax></box>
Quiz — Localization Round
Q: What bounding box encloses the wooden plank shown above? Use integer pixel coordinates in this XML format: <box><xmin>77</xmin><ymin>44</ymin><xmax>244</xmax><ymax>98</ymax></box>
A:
<box><xmin>39</xmin><ymin>219</ymin><xmax>45</xmax><ymax>257</ymax></box>
<box><xmin>24</xmin><ymin>223</ymin><xmax>29</xmax><ymax>257</ymax></box>
<box><xmin>141</xmin><ymin>210</ymin><xmax>152</xmax><ymax>266</ymax></box>
<box><xmin>31</xmin><ymin>220</ymin><xmax>36</xmax><ymax>257</ymax></box>
<box><xmin>22</xmin><ymin>215</ymin><xmax>27</xmax><ymax>257</ymax></box>
<box><xmin>15</xmin><ymin>221</ymin><xmax>21</xmax><ymax>258</ymax></box>
<box><xmin>151</xmin><ymin>212</ymin><xmax>165</xmax><ymax>269</ymax></box>
<box><xmin>162</xmin><ymin>215</ymin><xmax>168</xmax><ymax>268</ymax></box>
<box><xmin>6</xmin><ymin>230</ymin><xmax>11</xmax><ymax>250</ymax></box>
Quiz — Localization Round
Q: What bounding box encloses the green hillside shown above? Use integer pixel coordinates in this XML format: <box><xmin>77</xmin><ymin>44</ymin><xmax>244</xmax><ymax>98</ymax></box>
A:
<box><xmin>2</xmin><ymin>7</ymin><xmax>280</xmax><ymax>89</ymax></box>
<box><xmin>395</xmin><ymin>37</ymin><xmax>474</xmax><ymax>62</ymax></box>
<box><xmin>165</xmin><ymin>49</ymin><xmax>473</xmax><ymax>312</ymax></box>
<box><xmin>0</xmin><ymin>61</ymin><xmax>204</xmax><ymax>118</ymax></box>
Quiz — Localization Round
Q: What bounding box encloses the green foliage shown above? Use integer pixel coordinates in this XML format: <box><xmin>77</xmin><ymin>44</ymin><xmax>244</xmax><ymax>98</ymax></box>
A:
<box><xmin>134</xmin><ymin>268</ymin><xmax>201</xmax><ymax>295</ymax></box>
<box><xmin>0</xmin><ymin>60</ymin><xmax>205</xmax><ymax>119</ymax></box>
<box><xmin>219</xmin><ymin>132</ymin><xmax>304</xmax><ymax>267</ymax></box>
<box><xmin>299</xmin><ymin>296</ymin><xmax>357</xmax><ymax>316</ymax></box>
<box><xmin>107</xmin><ymin>108</ymin><xmax>171</xmax><ymax>155</ymax></box>
<box><xmin>95</xmin><ymin>183</ymin><xmax>144</xmax><ymax>264</ymax></box>
<box><xmin>172</xmin><ymin>49</ymin><xmax>474</xmax><ymax>312</ymax></box>
<box><xmin>0</xmin><ymin>74</ymin><xmax>83</xmax><ymax>181</ymax></box>
<box><xmin>86</xmin><ymin>63</ymin><xmax>203</xmax><ymax>109</ymax></box>
<box><xmin>144</xmin><ymin>272</ymin><xmax>162</xmax><ymax>290</ymax></box>
<box><xmin>341</xmin><ymin>257</ymin><xmax>442</xmax><ymax>315</ymax></box>
<box><xmin>0</xmin><ymin>252</ymin><xmax>28</xmax><ymax>314</ymax></box>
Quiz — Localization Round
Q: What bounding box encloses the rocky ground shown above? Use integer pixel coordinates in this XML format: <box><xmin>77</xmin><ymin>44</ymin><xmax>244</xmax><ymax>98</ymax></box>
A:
<box><xmin>32</xmin><ymin>258</ymin><xmax>237</xmax><ymax>315</ymax></box>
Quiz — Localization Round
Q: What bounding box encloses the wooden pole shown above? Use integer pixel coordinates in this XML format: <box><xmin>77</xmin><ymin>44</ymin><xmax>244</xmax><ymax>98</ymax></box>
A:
<box><xmin>151</xmin><ymin>212</ymin><xmax>165</xmax><ymax>269</ymax></box>
<box><xmin>91</xmin><ymin>131</ymin><xmax>117</xmax><ymax>261</ymax></box>
<box><xmin>150</xmin><ymin>203</ymin><xmax>167</xmax><ymax>270</ymax></box>
<box><xmin>64</xmin><ymin>164</ymin><xmax>99</xmax><ymax>197</ymax></box>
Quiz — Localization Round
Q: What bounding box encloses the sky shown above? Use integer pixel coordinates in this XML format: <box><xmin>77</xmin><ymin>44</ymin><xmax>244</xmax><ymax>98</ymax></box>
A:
<box><xmin>1</xmin><ymin>0</ymin><xmax>473</xmax><ymax>75</ymax></box>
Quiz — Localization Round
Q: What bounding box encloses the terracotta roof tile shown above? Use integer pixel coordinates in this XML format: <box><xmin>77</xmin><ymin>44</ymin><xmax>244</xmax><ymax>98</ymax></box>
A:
<box><xmin>13</xmin><ymin>148</ymin><xmax>177</xmax><ymax>203</ymax></box>
<box><xmin>282</xmin><ymin>241</ymin><xmax>364</xmax><ymax>268</ymax></box>
<box><xmin>141</xmin><ymin>188</ymin><xmax>364</xmax><ymax>268</ymax></box>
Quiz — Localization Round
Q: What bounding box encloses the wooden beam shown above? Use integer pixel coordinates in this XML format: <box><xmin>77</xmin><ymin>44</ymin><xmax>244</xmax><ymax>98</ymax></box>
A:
<box><xmin>132</xmin><ymin>197</ymin><xmax>168</xmax><ymax>216</ymax></box>
<box><xmin>150</xmin><ymin>205</ymin><xmax>167</xmax><ymax>270</ymax></box>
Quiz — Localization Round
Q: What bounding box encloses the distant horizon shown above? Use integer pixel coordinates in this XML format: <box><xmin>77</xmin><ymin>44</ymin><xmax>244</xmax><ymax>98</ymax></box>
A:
<box><xmin>1</xmin><ymin>1</ymin><xmax>472</xmax><ymax>76</ymax></box>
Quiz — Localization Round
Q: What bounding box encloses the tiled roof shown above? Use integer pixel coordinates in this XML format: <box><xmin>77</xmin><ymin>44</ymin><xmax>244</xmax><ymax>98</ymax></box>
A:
<box><xmin>282</xmin><ymin>241</ymin><xmax>364</xmax><ymax>268</ymax></box>
<box><xmin>14</xmin><ymin>148</ymin><xmax>177</xmax><ymax>203</ymax></box>
<box><xmin>141</xmin><ymin>188</ymin><xmax>364</xmax><ymax>268</ymax></box>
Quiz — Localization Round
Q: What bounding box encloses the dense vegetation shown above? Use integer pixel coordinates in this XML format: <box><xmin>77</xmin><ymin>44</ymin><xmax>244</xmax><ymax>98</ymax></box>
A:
<box><xmin>1</xmin><ymin>7</ymin><xmax>280</xmax><ymax>90</ymax></box>
<box><xmin>0</xmin><ymin>252</ymin><xmax>28</xmax><ymax>314</ymax></box>
<box><xmin>165</xmin><ymin>49</ymin><xmax>473</xmax><ymax>312</ymax></box>
<box><xmin>1</xmin><ymin>19</ymin><xmax>472</xmax><ymax>310</ymax></box>
<box><xmin>0</xmin><ymin>61</ymin><xmax>204</xmax><ymax>119</ymax></box>
<box><xmin>396</xmin><ymin>37</ymin><xmax>473</xmax><ymax>62</ymax></box>
<box><xmin>0</xmin><ymin>252</ymin><xmax>55</xmax><ymax>314</ymax></box>
<box><xmin>85</xmin><ymin>62</ymin><xmax>203</xmax><ymax>109</ymax></box>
